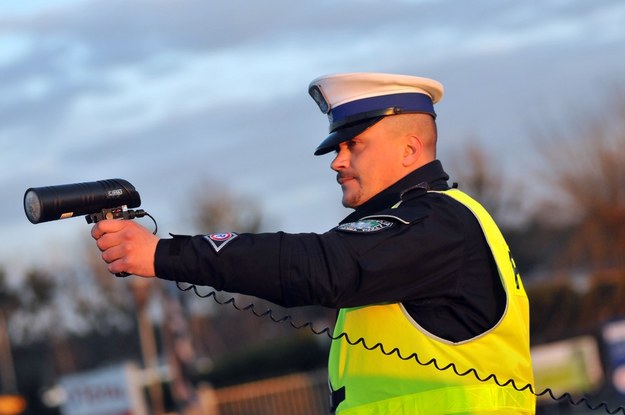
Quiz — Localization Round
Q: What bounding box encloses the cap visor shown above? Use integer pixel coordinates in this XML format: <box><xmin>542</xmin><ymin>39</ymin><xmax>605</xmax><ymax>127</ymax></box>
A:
<box><xmin>314</xmin><ymin>117</ymin><xmax>383</xmax><ymax>155</ymax></box>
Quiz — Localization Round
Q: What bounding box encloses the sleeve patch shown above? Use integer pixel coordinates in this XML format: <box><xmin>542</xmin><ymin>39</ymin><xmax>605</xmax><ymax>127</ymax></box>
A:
<box><xmin>203</xmin><ymin>232</ymin><xmax>238</xmax><ymax>252</ymax></box>
<box><xmin>336</xmin><ymin>219</ymin><xmax>395</xmax><ymax>233</ymax></box>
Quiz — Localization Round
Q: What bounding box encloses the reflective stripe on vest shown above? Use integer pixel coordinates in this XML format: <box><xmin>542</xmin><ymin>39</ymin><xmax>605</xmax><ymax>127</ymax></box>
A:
<box><xmin>328</xmin><ymin>189</ymin><xmax>535</xmax><ymax>414</ymax></box>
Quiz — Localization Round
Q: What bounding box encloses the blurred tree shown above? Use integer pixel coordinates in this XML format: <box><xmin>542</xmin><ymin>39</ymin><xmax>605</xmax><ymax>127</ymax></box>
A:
<box><xmin>192</xmin><ymin>180</ymin><xmax>264</xmax><ymax>235</ymax></box>
<box><xmin>189</xmin><ymin>180</ymin><xmax>267</xmax><ymax>359</ymax></box>
<box><xmin>0</xmin><ymin>268</ymin><xmax>20</xmax><ymax>394</ymax></box>
<box><xmin>447</xmin><ymin>139</ymin><xmax>515</xmax><ymax>224</ymax></box>
<box><xmin>186</xmin><ymin>181</ymin><xmax>331</xmax><ymax>377</ymax></box>
<box><xmin>526</xmin><ymin>278</ymin><xmax>583</xmax><ymax>344</ymax></box>
<box><xmin>533</xmin><ymin>89</ymin><xmax>625</xmax><ymax>271</ymax></box>
<box><xmin>449</xmin><ymin>88</ymin><xmax>625</xmax><ymax>281</ymax></box>
<box><xmin>524</xmin><ymin>87</ymin><xmax>625</xmax><ymax>345</ymax></box>
<box><xmin>83</xmin><ymin>237</ymin><xmax>166</xmax><ymax>414</ymax></box>
<box><xmin>579</xmin><ymin>269</ymin><xmax>625</xmax><ymax>329</ymax></box>
<box><xmin>81</xmin><ymin>235</ymin><xmax>137</xmax><ymax>328</ymax></box>
<box><xmin>17</xmin><ymin>269</ymin><xmax>76</xmax><ymax>376</ymax></box>
<box><xmin>445</xmin><ymin>140</ymin><xmax>565</xmax><ymax>276</ymax></box>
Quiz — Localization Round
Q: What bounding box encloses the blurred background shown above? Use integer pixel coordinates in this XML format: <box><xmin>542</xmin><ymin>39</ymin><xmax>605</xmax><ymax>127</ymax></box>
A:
<box><xmin>1</xmin><ymin>0</ymin><xmax>625</xmax><ymax>414</ymax></box>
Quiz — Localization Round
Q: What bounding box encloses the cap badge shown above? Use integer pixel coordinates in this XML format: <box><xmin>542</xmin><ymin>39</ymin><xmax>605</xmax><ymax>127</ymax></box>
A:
<box><xmin>309</xmin><ymin>84</ymin><xmax>330</xmax><ymax>114</ymax></box>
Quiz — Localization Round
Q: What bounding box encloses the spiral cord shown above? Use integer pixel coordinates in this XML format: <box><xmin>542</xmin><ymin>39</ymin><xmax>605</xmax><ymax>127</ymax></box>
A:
<box><xmin>176</xmin><ymin>282</ymin><xmax>625</xmax><ymax>414</ymax></box>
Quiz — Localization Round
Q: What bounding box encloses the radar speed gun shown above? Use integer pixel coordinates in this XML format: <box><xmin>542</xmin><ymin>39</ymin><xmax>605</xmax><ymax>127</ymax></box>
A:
<box><xmin>24</xmin><ymin>178</ymin><xmax>145</xmax><ymax>224</ymax></box>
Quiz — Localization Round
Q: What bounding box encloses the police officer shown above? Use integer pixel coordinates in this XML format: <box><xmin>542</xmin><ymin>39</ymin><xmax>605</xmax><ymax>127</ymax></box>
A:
<box><xmin>92</xmin><ymin>73</ymin><xmax>535</xmax><ymax>414</ymax></box>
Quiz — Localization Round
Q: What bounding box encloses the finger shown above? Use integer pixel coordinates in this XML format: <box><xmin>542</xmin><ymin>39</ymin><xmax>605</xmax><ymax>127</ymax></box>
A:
<box><xmin>100</xmin><ymin>244</ymin><xmax>124</xmax><ymax>265</ymax></box>
<box><xmin>91</xmin><ymin>223</ymin><xmax>104</xmax><ymax>240</ymax></box>
<box><xmin>91</xmin><ymin>219</ymin><xmax>123</xmax><ymax>240</ymax></box>
<box><xmin>95</xmin><ymin>231</ymin><xmax>120</xmax><ymax>252</ymax></box>
<box><xmin>107</xmin><ymin>257</ymin><xmax>129</xmax><ymax>275</ymax></box>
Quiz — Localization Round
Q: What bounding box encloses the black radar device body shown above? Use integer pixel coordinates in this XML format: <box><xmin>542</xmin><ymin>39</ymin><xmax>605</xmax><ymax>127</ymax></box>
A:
<box><xmin>24</xmin><ymin>178</ymin><xmax>142</xmax><ymax>224</ymax></box>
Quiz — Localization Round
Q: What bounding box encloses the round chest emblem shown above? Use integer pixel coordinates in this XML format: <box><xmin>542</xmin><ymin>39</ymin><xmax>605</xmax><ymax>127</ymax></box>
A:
<box><xmin>209</xmin><ymin>233</ymin><xmax>234</xmax><ymax>241</ymax></box>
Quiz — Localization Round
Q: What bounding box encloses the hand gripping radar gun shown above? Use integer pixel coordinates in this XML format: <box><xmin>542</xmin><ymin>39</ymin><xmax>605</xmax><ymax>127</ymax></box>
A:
<box><xmin>23</xmin><ymin>179</ymin><xmax>154</xmax><ymax>277</ymax></box>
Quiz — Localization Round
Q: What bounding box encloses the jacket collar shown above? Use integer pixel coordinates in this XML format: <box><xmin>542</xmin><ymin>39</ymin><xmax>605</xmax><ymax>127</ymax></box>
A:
<box><xmin>339</xmin><ymin>159</ymin><xmax>450</xmax><ymax>224</ymax></box>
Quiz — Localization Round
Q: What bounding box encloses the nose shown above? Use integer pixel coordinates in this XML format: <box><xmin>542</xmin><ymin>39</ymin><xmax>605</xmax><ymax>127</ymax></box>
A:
<box><xmin>331</xmin><ymin>143</ymin><xmax>349</xmax><ymax>172</ymax></box>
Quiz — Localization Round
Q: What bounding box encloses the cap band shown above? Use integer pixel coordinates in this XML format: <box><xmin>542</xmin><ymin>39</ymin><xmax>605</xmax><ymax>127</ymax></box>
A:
<box><xmin>328</xmin><ymin>92</ymin><xmax>435</xmax><ymax>131</ymax></box>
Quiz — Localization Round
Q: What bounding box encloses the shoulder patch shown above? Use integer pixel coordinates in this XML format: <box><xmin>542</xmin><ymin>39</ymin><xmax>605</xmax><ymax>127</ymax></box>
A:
<box><xmin>336</xmin><ymin>219</ymin><xmax>395</xmax><ymax>233</ymax></box>
<box><xmin>203</xmin><ymin>232</ymin><xmax>238</xmax><ymax>252</ymax></box>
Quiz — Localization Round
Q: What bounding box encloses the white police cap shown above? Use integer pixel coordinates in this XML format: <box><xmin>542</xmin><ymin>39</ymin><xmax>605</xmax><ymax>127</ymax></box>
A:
<box><xmin>309</xmin><ymin>72</ymin><xmax>444</xmax><ymax>155</ymax></box>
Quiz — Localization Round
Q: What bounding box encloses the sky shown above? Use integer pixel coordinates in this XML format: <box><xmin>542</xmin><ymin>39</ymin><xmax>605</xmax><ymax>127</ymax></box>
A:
<box><xmin>1</xmin><ymin>0</ymin><xmax>625</xmax><ymax>279</ymax></box>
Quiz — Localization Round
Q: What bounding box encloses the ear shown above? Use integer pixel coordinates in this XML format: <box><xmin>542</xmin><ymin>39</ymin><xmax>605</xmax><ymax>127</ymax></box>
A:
<box><xmin>402</xmin><ymin>135</ymin><xmax>423</xmax><ymax>167</ymax></box>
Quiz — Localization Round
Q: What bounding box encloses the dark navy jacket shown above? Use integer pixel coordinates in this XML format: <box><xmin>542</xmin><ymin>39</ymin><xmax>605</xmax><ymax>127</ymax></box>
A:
<box><xmin>155</xmin><ymin>160</ymin><xmax>506</xmax><ymax>342</ymax></box>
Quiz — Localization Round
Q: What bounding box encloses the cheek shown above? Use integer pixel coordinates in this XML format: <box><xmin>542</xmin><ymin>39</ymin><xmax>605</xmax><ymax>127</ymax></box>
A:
<box><xmin>362</xmin><ymin>153</ymin><xmax>399</xmax><ymax>190</ymax></box>
<box><xmin>356</xmin><ymin>160</ymin><xmax>383</xmax><ymax>191</ymax></box>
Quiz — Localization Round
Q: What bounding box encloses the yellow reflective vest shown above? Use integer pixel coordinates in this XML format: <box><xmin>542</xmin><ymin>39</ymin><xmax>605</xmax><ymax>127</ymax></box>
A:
<box><xmin>329</xmin><ymin>189</ymin><xmax>535</xmax><ymax>414</ymax></box>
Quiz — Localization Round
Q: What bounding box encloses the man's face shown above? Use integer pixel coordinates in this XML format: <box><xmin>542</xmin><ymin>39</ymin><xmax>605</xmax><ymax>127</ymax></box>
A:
<box><xmin>330</xmin><ymin>119</ymin><xmax>407</xmax><ymax>208</ymax></box>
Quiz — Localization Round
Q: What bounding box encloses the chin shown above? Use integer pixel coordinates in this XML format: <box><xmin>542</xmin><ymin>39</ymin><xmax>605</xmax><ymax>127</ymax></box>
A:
<box><xmin>340</xmin><ymin>189</ymin><xmax>364</xmax><ymax>209</ymax></box>
<box><xmin>341</xmin><ymin>198</ymin><xmax>360</xmax><ymax>209</ymax></box>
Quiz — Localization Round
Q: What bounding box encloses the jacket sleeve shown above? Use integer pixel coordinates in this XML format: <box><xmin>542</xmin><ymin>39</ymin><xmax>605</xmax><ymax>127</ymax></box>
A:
<box><xmin>153</xmin><ymin>203</ymin><xmax>466</xmax><ymax>309</ymax></box>
<box><xmin>154</xmin><ymin>230</ymin><xmax>364</xmax><ymax>308</ymax></box>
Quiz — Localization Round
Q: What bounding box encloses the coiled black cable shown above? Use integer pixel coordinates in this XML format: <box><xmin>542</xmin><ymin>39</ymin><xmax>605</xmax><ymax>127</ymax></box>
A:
<box><xmin>176</xmin><ymin>281</ymin><xmax>625</xmax><ymax>414</ymax></box>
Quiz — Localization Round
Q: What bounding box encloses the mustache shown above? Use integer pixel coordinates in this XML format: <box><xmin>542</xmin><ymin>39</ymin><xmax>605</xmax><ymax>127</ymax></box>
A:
<box><xmin>336</xmin><ymin>172</ymin><xmax>356</xmax><ymax>184</ymax></box>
